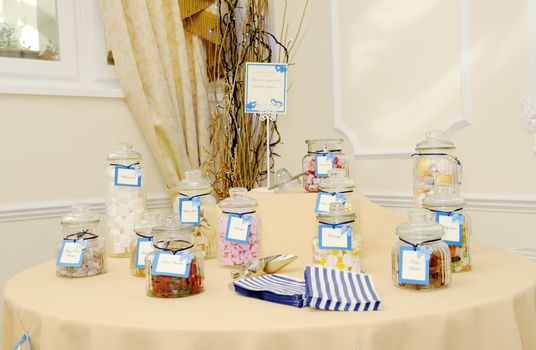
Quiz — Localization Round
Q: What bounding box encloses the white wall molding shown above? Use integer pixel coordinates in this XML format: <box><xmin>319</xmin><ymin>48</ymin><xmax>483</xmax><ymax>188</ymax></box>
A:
<box><xmin>364</xmin><ymin>190</ymin><xmax>536</xmax><ymax>214</ymax></box>
<box><xmin>0</xmin><ymin>194</ymin><xmax>170</xmax><ymax>223</ymax></box>
<box><xmin>330</xmin><ymin>0</ymin><xmax>471</xmax><ymax>158</ymax></box>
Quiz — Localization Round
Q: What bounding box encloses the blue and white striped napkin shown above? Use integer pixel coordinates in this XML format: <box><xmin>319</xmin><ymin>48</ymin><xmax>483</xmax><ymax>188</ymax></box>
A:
<box><xmin>233</xmin><ymin>274</ymin><xmax>306</xmax><ymax>307</ymax></box>
<box><xmin>304</xmin><ymin>265</ymin><xmax>382</xmax><ymax>311</ymax></box>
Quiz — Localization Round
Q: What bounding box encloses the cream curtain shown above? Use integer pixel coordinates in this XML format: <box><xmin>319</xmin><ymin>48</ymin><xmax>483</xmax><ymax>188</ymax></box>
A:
<box><xmin>98</xmin><ymin>0</ymin><xmax>211</xmax><ymax>192</ymax></box>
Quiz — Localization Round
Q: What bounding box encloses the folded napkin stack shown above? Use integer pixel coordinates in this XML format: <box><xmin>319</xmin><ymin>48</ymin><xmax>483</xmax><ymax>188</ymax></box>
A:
<box><xmin>232</xmin><ymin>265</ymin><xmax>382</xmax><ymax>311</ymax></box>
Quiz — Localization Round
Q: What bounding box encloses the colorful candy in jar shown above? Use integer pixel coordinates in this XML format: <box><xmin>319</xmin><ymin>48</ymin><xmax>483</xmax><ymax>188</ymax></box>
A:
<box><xmin>173</xmin><ymin>169</ymin><xmax>217</xmax><ymax>259</ymax></box>
<box><xmin>412</xmin><ymin>131</ymin><xmax>462</xmax><ymax>207</ymax></box>
<box><xmin>423</xmin><ymin>185</ymin><xmax>471</xmax><ymax>272</ymax></box>
<box><xmin>130</xmin><ymin>211</ymin><xmax>160</xmax><ymax>277</ymax></box>
<box><xmin>302</xmin><ymin>138</ymin><xmax>348</xmax><ymax>192</ymax></box>
<box><xmin>146</xmin><ymin>255</ymin><xmax>204</xmax><ymax>298</ymax></box>
<box><xmin>217</xmin><ymin>188</ymin><xmax>261</xmax><ymax>267</ymax></box>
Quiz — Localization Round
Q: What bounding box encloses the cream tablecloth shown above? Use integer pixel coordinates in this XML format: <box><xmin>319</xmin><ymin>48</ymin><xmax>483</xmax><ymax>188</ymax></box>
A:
<box><xmin>4</xmin><ymin>191</ymin><xmax>536</xmax><ymax>350</ymax></box>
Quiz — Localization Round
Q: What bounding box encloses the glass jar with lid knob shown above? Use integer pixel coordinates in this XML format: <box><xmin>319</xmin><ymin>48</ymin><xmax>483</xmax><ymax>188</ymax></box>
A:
<box><xmin>392</xmin><ymin>209</ymin><xmax>451</xmax><ymax>290</ymax></box>
<box><xmin>315</xmin><ymin>168</ymin><xmax>357</xmax><ymax>214</ymax></box>
<box><xmin>105</xmin><ymin>143</ymin><xmax>146</xmax><ymax>257</ymax></box>
<box><xmin>130</xmin><ymin>211</ymin><xmax>161</xmax><ymax>277</ymax></box>
<box><xmin>423</xmin><ymin>184</ymin><xmax>471</xmax><ymax>273</ymax></box>
<box><xmin>302</xmin><ymin>138</ymin><xmax>349</xmax><ymax>192</ymax></box>
<box><xmin>412</xmin><ymin>130</ymin><xmax>462</xmax><ymax>207</ymax></box>
<box><xmin>217</xmin><ymin>187</ymin><xmax>261</xmax><ymax>267</ymax></box>
<box><xmin>172</xmin><ymin>169</ymin><xmax>217</xmax><ymax>259</ymax></box>
<box><xmin>313</xmin><ymin>202</ymin><xmax>361</xmax><ymax>272</ymax></box>
<box><xmin>56</xmin><ymin>204</ymin><xmax>107</xmax><ymax>278</ymax></box>
<box><xmin>145</xmin><ymin>215</ymin><xmax>204</xmax><ymax>298</ymax></box>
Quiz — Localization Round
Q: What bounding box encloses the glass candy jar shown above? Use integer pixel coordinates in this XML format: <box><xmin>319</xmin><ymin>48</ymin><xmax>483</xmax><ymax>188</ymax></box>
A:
<box><xmin>56</xmin><ymin>204</ymin><xmax>107</xmax><ymax>278</ymax></box>
<box><xmin>392</xmin><ymin>210</ymin><xmax>451</xmax><ymax>290</ymax></box>
<box><xmin>316</xmin><ymin>168</ymin><xmax>357</xmax><ymax>214</ymax></box>
<box><xmin>313</xmin><ymin>202</ymin><xmax>361</xmax><ymax>272</ymax></box>
<box><xmin>217</xmin><ymin>188</ymin><xmax>261</xmax><ymax>267</ymax></box>
<box><xmin>130</xmin><ymin>211</ymin><xmax>160</xmax><ymax>277</ymax></box>
<box><xmin>302</xmin><ymin>138</ymin><xmax>348</xmax><ymax>192</ymax></box>
<box><xmin>145</xmin><ymin>215</ymin><xmax>204</xmax><ymax>298</ymax></box>
<box><xmin>106</xmin><ymin>143</ymin><xmax>146</xmax><ymax>257</ymax></box>
<box><xmin>423</xmin><ymin>185</ymin><xmax>471</xmax><ymax>273</ymax></box>
<box><xmin>413</xmin><ymin>130</ymin><xmax>462</xmax><ymax>207</ymax></box>
<box><xmin>172</xmin><ymin>169</ymin><xmax>217</xmax><ymax>259</ymax></box>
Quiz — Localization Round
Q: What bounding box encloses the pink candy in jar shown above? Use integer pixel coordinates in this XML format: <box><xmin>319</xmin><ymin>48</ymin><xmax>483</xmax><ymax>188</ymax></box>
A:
<box><xmin>302</xmin><ymin>139</ymin><xmax>349</xmax><ymax>192</ymax></box>
<box><xmin>217</xmin><ymin>188</ymin><xmax>262</xmax><ymax>267</ymax></box>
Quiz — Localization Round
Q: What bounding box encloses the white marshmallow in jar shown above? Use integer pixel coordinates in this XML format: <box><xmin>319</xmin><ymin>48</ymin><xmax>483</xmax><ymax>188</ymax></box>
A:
<box><xmin>105</xmin><ymin>143</ymin><xmax>146</xmax><ymax>257</ymax></box>
<box><xmin>172</xmin><ymin>169</ymin><xmax>217</xmax><ymax>260</ymax></box>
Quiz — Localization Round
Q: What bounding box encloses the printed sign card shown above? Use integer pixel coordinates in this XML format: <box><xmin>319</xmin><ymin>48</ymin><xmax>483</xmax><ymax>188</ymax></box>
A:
<box><xmin>114</xmin><ymin>166</ymin><xmax>142</xmax><ymax>187</ymax></box>
<box><xmin>245</xmin><ymin>63</ymin><xmax>287</xmax><ymax>114</ymax></box>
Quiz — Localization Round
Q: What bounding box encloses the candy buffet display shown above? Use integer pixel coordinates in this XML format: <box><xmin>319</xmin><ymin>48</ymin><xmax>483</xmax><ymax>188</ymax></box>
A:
<box><xmin>412</xmin><ymin>130</ymin><xmax>462</xmax><ymax>207</ymax></box>
<box><xmin>217</xmin><ymin>187</ymin><xmax>261</xmax><ymax>267</ymax></box>
<box><xmin>105</xmin><ymin>143</ymin><xmax>146</xmax><ymax>257</ymax></box>
<box><xmin>423</xmin><ymin>185</ymin><xmax>471</xmax><ymax>272</ymax></box>
<box><xmin>172</xmin><ymin>169</ymin><xmax>217</xmax><ymax>259</ymax></box>
<box><xmin>302</xmin><ymin>138</ymin><xmax>348</xmax><ymax>192</ymax></box>
<box><xmin>145</xmin><ymin>215</ymin><xmax>204</xmax><ymax>298</ymax></box>
<box><xmin>56</xmin><ymin>204</ymin><xmax>107</xmax><ymax>278</ymax></box>
<box><xmin>392</xmin><ymin>210</ymin><xmax>451</xmax><ymax>290</ymax></box>
<box><xmin>313</xmin><ymin>202</ymin><xmax>361</xmax><ymax>272</ymax></box>
<box><xmin>130</xmin><ymin>212</ymin><xmax>160</xmax><ymax>277</ymax></box>
<box><xmin>315</xmin><ymin>168</ymin><xmax>356</xmax><ymax>213</ymax></box>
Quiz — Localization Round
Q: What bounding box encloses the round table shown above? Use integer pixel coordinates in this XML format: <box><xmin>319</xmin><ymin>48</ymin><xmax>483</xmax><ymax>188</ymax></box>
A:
<box><xmin>4</xmin><ymin>192</ymin><xmax>536</xmax><ymax>350</ymax></box>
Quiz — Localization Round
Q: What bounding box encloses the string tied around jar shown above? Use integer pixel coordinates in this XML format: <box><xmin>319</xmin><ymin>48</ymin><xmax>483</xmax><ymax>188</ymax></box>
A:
<box><xmin>398</xmin><ymin>238</ymin><xmax>440</xmax><ymax>258</ymax></box>
<box><xmin>63</xmin><ymin>229</ymin><xmax>98</xmax><ymax>242</ymax></box>
<box><xmin>177</xmin><ymin>192</ymin><xmax>211</xmax><ymax>201</ymax></box>
<box><xmin>153</xmin><ymin>239</ymin><xmax>194</xmax><ymax>255</ymax></box>
<box><xmin>318</xmin><ymin>219</ymin><xmax>355</xmax><ymax>228</ymax></box>
<box><xmin>410</xmin><ymin>153</ymin><xmax>462</xmax><ymax>166</ymax></box>
<box><xmin>221</xmin><ymin>210</ymin><xmax>256</xmax><ymax>218</ymax></box>
<box><xmin>109</xmin><ymin>162</ymin><xmax>140</xmax><ymax>168</ymax></box>
<box><xmin>427</xmin><ymin>207</ymin><xmax>464</xmax><ymax>223</ymax></box>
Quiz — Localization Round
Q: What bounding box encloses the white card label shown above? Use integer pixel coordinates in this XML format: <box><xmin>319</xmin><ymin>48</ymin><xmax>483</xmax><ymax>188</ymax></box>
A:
<box><xmin>315</xmin><ymin>193</ymin><xmax>338</xmax><ymax>213</ymax></box>
<box><xmin>398</xmin><ymin>247</ymin><xmax>429</xmax><ymax>285</ymax></box>
<box><xmin>152</xmin><ymin>252</ymin><xmax>192</xmax><ymax>278</ymax></box>
<box><xmin>436</xmin><ymin>212</ymin><xmax>463</xmax><ymax>246</ymax></box>
<box><xmin>315</xmin><ymin>155</ymin><xmax>334</xmax><ymax>176</ymax></box>
<box><xmin>114</xmin><ymin>166</ymin><xmax>142</xmax><ymax>187</ymax></box>
<box><xmin>135</xmin><ymin>239</ymin><xmax>154</xmax><ymax>268</ymax></box>
<box><xmin>318</xmin><ymin>225</ymin><xmax>352</xmax><ymax>250</ymax></box>
<box><xmin>225</xmin><ymin>215</ymin><xmax>251</xmax><ymax>243</ymax></box>
<box><xmin>179</xmin><ymin>198</ymin><xmax>200</xmax><ymax>224</ymax></box>
<box><xmin>57</xmin><ymin>241</ymin><xmax>84</xmax><ymax>267</ymax></box>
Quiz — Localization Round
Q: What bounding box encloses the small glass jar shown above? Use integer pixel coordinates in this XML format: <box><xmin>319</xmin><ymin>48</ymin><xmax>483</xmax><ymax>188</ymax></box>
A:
<box><xmin>172</xmin><ymin>169</ymin><xmax>217</xmax><ymax>259</ymax></box>
<box><xmin>105</xmin><ymin>143</ymin><xmax>146</xmax><ymax>257</ymax></box>
<box><xmin>313</xmin><ymin>202</ymin><xmax>361</xmax><ymax>272</ymax></box>
<box><xmin>423</xmin><ymin>185</ymin><xmax>471</xmax><ymax>273</ymax></box>
<box><xmin>413</xmin><ymin>131</ymin><xmax>462</xmax><ymax>207</ymax></box>
<box><xmin>302</xmin><ymin>138</ymin><xmax>348</xmax><ymax>192</ymax></box>
<box><xmin>316</xmin><ymin>168</ymin><xmax>357</xmax><ymax>214</ymax></box>
<box><xmin>392</xmin><ymin>210</ymin><xmax>451</xmax><ymax>290</ymax></box>
<box><xmin>130</xmin><ymin>211</ymin><xmax>160</xmax><ymax>277</ymax></box>
<box><xmin>56</xmin><ymin>204</ymin><xmax>107</xmax><ymax>278</ymax></box>
<box><xmin>145</xmin><ymin>215</ymin><xmax>204</xmax><ymax>298</ymax></box>
<box><xmin>217</xmin><ymin>187</ymin><xmax>261</xmax><ymax>267</ymax></box>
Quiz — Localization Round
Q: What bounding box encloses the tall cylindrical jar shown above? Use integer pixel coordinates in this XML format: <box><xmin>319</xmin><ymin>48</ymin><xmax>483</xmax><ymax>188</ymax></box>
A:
<box><xmin>316</xmin><ymin>168</ymin><xmax>357</xmax><ymax>214</ymax></box>
<box><xmin>145</xmin><ymin>215</ymin><xmax>204</xmax><ymax>298</ymax></box>
<box><xmin>105</xmin><ymin>143</ymin><xmax>146</xmax><ymax>257</ymax></box>
<box><xmin>313</xmin><ymin>202</ymin><xmax>361</xmax><ymax>272</ymax></box>
<box><xmin>392</xmin><ymin>210</ymin><xmax>451</xmax><ymax>290</ymax></box>
<box><xmin>423</xmin><ymin>185</ymin><xmax>471</xmax><ymax>272</ymax></box>
<box><xmin>302</xmin><ymin>138</ymin><xmax>348</xmax><ymax>192</ymax></box>
<box><xmin>56</xmin><ymin>204</ymin><xmax>107</xmax><ymax>278</ymax></box>
<box><xmin>172</xmin><ymin>169</ymin><xmax>217</xmax><ymax>259</ymax></box>
<box><xmin>413</xmin><ymin>131</ymin><xmax>462</xmax><ymax>207</ymax></box>
<box><xmin>130</xmin><ymin>211</ymin><xmax>160</xmax><ymax>277</ymax></box>
<box><xmin>217</xmin><ymin>188</ymin><xmax>261</xmax><ymax>267</ymax></box>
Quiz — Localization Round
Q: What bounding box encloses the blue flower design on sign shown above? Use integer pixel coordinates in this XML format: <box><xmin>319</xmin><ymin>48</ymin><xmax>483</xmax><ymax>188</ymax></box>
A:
<box><xmin>275</xmin><ymin>64</ymin><xmax>287</xmax><ymax>73</ymax></box>
<box><xmin>270</xmin><ymin>98</ymin><xmax>283</xmax><ymax>108</ymax></box>
<box><xmin>246</xmin><ymin>101</ymin><xmax>257</xmax><ymax>110</ymax></box>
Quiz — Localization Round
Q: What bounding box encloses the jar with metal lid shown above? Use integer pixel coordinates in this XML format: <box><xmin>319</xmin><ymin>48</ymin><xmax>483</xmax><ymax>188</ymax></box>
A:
<box><xmin>302</xmin><ymin>138</ymin><xmax>348</xmax><ymax>192</ymax></box>
<box><xmin>105</xmin><ymin>143</ymin><xmax>146</xmax><ymax>257</ymax></box>
<box><xmin>315</xmin><ymin>168</ymin><xmax>357</xmax><ymax>214</ymax></box>
<box><xmin>145</xmin><ymin>215</ymin><xmax>204</xmax><ymax>298</ymax></box>
<box><xmin>423</xmin><ymin>185</ymin><xmax>471</xmax><ymax>273</ymax></box>
<box><xmin>56</xmin><ymin>204</ymin><xmax>107</xmax><ymax>278</ymax></box>
<box><xmin>217</xmin><ymin>187</ymin><xmax>261</xmax><ymax>267</ymax></box>
<box><xmin>412</xmin><ymin>130</ymin><xmax>462</xmax><ymax>207</ymax></box>
<box><xmin>130</xmin><ymin>211</ymin><xmax>160</xmax><ymax>277</ymax></box>
<box><xmin>392</xmin><ymin>210</ymin><xmax>451</xmax><ymax>290</ymax></box>
<box><xmin>313</xmin><ymin>202</ymin><xmax>361</xmax><ymax>272</ymax></box>
<box><xmin>172</xmin><ymin>169</ymin><xmax>217</xmax><ymax>259</ymax></box>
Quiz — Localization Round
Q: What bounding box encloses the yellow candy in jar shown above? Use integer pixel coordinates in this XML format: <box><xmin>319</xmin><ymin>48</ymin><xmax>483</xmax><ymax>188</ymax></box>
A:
<box><xmin>418</xmin><ymin>159</ymin><xmax>432</xmax><ymax>175</ymax></box>
<box><xmin>436</xmin><ymin>175</ymin><xmax>452</xmax><ymax>184</ymax></box>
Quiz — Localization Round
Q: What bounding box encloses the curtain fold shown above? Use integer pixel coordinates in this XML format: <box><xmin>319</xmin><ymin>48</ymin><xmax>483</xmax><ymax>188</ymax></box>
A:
<box><xmin>98</xmin><ymin>0</ymin><xmax>210</xmax><ymax>193</ymax></box>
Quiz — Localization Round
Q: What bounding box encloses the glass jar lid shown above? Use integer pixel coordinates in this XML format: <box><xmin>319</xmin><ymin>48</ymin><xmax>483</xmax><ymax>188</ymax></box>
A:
<box><xmin>152</xmin><ymin>214</ymin><xmax>193</xmax><ymax>239</ymax></box>
<box><xmin>415</xmin><ymin>130</ymin><xmax>455</xmax><ymax>151</ymax></box>
<box><xmin>134</xmin><ymin>211</ymin><xmax>161</xmax><ymax>237</ymax></box>
<box><xmin>268</xmin><ymin>168</ymin><xmax>302</xmax><ymax>191</ymax></box>
<box><xmin>219</xmin><ymin>187</ymin><xmax>258</xmax><ymax>210</ymax></box>
<box><xmin>395</xmin><ymin>209</ymin><xmax>444</xmax><ymax>241</ymax></box>
<box><xmin>175</xmin><ymin>169</ymin><xmax>212</xmax><ymax>191</ymax></box>
<box><xmin>106</xmin><ymin>143</ymin><xmax>141</xmax><ymax>161</ymax></box>
<box><xmin>61</xmin><ymin>204</ymin><xmax>99</xmax><ymax>225</ymax></box>
<box><xmin>317</xmin><ymin>202</ymin><xmax>355</xmax><ymax>224</ymax></box>
<box><xmin>319</xmin><ymin>168</ymin><xmax>354</xmax><ymax>192</ymax></box>
<box><xmin>306</xmin><ymin>138</ymin><xmax>343</xmax><ymax>153</ymax></box>
<box><xmin>422</xmin><ymin>184</ymin><xmax>465</xmax><ymax>209</ymax></box>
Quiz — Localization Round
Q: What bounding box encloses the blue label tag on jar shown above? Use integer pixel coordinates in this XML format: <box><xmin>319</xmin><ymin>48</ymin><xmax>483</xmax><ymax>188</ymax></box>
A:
<box><xmin>318</xmin><ymin>224</ymin><xmax>352</xmax><ymax>250</ymax></box>
<box><xmin>225</xmin><ymin>214</ymin><xmax>251</xmax><ymax>244</ymax></box>
<box><xmin>178</xmin><ymin>198</ymin><xmax>201</xmax><ymax>225</ymax></box>
<box><xmin>315</xmin><ymin>192</ymin><xmax>346</xmax><ymax>213</ymax></box>
<box><xmin>398</xmin><ymin>246</ymin><xmax>430</xmax><ymax>285</ymax></box>
<box><xmin>135</xmin><ymin>237</ymin><xmax>153</xmax><ymax>269</ymax></box>
<box><xmin>56</xmin><ymin>240</ymin><xmax>85</xmax><ymax>267</ymax></box>
<box><xmin>114</xmin><ymin>165</ymin><xmax>142</xmax><ymax>187</ymax></box>
<box><xmin>151</xmin><ymin>251</ymin><xmax>192</xmax><ymax>278</ymax></box>
<box><xmin>315</xmin><ymin>154</ymin><xmax>335</xmax><ymax>177</ymax></box>
<box><xmin>435</xmin><ymin>211</ymin><xmax>463</xmax><ymax>246</ymax></box>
